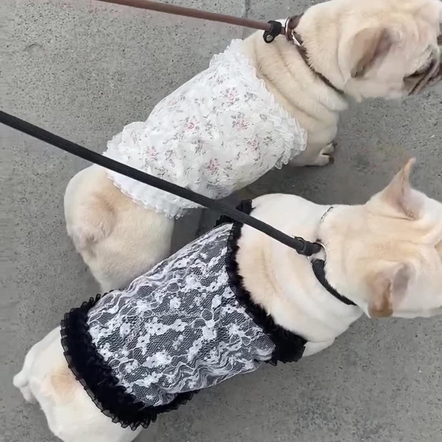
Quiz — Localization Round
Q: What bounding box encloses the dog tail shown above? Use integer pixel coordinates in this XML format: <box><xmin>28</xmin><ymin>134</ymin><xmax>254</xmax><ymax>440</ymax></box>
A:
<box><xmin>13</xmin><ymin>370</ymin><xmax>28</xmax><ymax>389</ymax></box>
<box><xmin>64</xmin><ymin>166</ymin><xmax>116</xmax><ymax>253</ymax></box>
<box><xmin>69</xmin><ymin>196</ymin><xmax>115</xmax><ymax>252</ymax></box>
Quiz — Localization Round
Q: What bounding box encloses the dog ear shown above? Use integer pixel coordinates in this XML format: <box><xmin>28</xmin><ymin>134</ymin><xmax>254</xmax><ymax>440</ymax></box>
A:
<box><xmin>372</xmin><ymin>158</ymin><xmax>423</xmax><ymax>219</ymax></box>
<box><xmin>349</xmin><ymin>27</ymin><xmax>393</xmax><ymax>78</ymax></box>
<box><xmin>367</xmin><ymin>262</ymin><xmax>412</xmax><ymax>318</ymax></box>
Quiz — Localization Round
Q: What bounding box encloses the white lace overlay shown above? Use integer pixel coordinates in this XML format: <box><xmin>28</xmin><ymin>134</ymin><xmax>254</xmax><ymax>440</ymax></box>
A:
<box><xmin>104</xmin><ymin>39</ymin><xmax>307</xmax><ymax>218</ymax></box>
<box><xmin>87</xmin><ymin>223</ymin><xmax>275</xmax><ymax>407</ymax></box>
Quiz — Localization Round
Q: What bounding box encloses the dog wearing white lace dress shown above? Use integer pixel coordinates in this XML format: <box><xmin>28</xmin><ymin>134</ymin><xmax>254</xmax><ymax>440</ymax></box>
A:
<box><xmin>14</xmin><ymin>160</ymin><xmax>442</xmax><ymax>442</ymax></box>
<box><xmin>64</xmin><ymin>0</ymin><xmax>442</xmax><ymax>290</ymax></box>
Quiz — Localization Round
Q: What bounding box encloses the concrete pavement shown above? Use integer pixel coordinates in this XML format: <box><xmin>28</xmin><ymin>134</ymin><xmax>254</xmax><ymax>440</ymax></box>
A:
<box><xmin>2</xmin><ymin>1</ymin><xmax>441</xmax><ymax>442</ymax></box>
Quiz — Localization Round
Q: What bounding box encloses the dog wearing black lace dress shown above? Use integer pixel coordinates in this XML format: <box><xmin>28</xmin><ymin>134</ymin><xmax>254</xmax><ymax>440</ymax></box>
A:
<box><xmin>14</xmin><ymin>162</ymin><xmax>442</xmax><ymax>442</ymax></box>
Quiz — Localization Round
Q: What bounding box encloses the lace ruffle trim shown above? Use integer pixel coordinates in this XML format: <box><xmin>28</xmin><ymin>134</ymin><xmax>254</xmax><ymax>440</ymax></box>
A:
<box><xmin>60</xmin><ymin>295</ymin><xmax>197</xmax><ymax>430</ymax></box>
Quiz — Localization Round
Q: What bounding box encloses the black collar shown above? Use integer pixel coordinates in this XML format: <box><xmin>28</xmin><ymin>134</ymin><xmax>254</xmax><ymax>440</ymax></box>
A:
<box><xmin>285</xmin><ymin>15</ymin><xmax>345</xmax><ymax>96</ymax></box>
<box><xmin>310</xmin><ymin>206</ymin><xmax>357</xmax><ymax>307</ymax></box>
<box><xmin>222</xmin><ymin>200</ymin><xmax>356</xmax><ymax>308</ymax></box>
<box><xmin>311</xmin><ymin>259</ymin><xmax>357</xmax><ymax>306</ymax></box>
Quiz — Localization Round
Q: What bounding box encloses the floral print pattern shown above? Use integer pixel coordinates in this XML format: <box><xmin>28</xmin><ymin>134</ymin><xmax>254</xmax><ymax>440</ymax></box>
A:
<box><xmin>103</xmin><ymin>40</ymin><xmax>307</xmax><ymax>218</ymax></box>
<box><xmin>87</xmin><ymin>223</ymin><xmax>275</xmax><ymax>407</ymax></box>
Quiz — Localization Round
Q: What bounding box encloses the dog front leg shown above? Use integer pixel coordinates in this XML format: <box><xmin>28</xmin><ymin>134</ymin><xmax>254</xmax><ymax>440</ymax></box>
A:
<box><xmin>303</xmin><ymin>339</ymin><xmax>335</xmax><ymax>357</ymax></box>
<box><xmin>289</xmin><ymin>142</ymin><xmax>336</xmax><ymax>167</ymax></box>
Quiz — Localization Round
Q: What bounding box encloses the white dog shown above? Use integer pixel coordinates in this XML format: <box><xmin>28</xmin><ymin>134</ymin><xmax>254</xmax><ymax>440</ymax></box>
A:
<box><xmin>14</xmin><ymin>160</ymin><xmax>442</xmax><ymax>442</ymax></box>
<box><xmin>65</xmin><ymin>0</ymin><xmax>442</xmax><ymax>291</ymax></box>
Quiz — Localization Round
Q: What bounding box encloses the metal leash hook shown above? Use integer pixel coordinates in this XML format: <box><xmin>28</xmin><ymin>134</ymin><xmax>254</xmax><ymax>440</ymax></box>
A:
<box><xmin>284</xmin><ymin>16</ymin><xmax>302</xmax><ymax>47</ymax></box>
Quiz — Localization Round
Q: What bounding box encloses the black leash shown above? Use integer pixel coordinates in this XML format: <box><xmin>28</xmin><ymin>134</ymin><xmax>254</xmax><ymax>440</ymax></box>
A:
<box><xmin>2</xmin><ymin>111</ymin><xmax>357</xmax><ymax>307</ymax></box>
<box><xmin>1</xmin><ymin>111</ymin><xmax>321</xmax><ymax>256</ymax></box>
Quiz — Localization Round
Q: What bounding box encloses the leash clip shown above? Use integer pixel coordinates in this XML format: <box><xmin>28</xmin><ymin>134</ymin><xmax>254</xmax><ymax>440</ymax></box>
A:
<box><xmin>284</xmin><ymin>16</ymin><xmax>302</xmax><ymax>47</ymax></box>
<box><xmin>263</xmin><ymin>20</ymin><xmax>282</xmax><ymax>43</ymax></box>
<box><xmin>293</xmin><ymin>237</ymin><xmax>323</xmax><ymax>257</ymax></box>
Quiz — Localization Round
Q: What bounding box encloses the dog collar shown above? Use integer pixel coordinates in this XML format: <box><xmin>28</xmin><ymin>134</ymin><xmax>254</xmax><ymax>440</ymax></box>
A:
<box><xmin>311</xmin><ymin>207</ymin><xmax>357</xmax><ymax>307</ymax></box>
<box><xmin>311</xmin><ymin>259</ymin><xmax>357</xmax><ymax>306</ymax></box>
<box><xmin>285</xmin><ymin>15</ymin><xmax>345</xmax><ymax>96</ymax></box>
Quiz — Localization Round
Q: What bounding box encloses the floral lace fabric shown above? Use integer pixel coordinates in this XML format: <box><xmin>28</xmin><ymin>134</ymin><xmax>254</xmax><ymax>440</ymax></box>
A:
<box><xmin>103</xmin><ymin>39</ymin><xmax>307</xmax><ymax>218</ymax></box>
<box><xmin>61</xmin><ymin>201</ymin><xmax>307</xmax><ymax>428</ymax></box>
<box><xmin>86</xmin><ymin>223</ymin><xmax>275</xmax><ymax>407</ymax></box>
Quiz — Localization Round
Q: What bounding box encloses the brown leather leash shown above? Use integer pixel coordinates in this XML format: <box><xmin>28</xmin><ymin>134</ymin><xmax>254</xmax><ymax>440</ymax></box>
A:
<box><xmin>97</xmin><ymin>0</ymin><xmax>287</xmax><ymax>43</ymax></box>
<box><xmin>0</xmin><ymin>1</ymin><xmax>351</xmax><ymax>302</ymax></box>
<box><xmin>95</xmin><ymin>0</ymin><xmax>343</xmax><ymax>93</ymax></box>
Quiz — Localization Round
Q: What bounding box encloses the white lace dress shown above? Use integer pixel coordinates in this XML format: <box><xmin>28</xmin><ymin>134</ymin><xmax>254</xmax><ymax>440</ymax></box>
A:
<box><xmin>104</xmin><ymin>40</ymin><xmax>307</xmax><ymax>218</ymax></box>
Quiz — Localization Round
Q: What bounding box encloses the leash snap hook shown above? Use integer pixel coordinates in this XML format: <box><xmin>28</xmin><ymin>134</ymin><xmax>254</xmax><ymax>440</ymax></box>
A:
<box><xmin>293</xmin><ymin>237</ymin><xmax>323</xmax><ymax>257</ymax></box>
<box><xmin>263</xmin><ymin>20</ymin><xmax>282</xmax><ymax>43</ymax></box>
<box><xmin>284</xmin><ymin>16</ymin><xmax>302</xmax><ymax>47</ymax></box>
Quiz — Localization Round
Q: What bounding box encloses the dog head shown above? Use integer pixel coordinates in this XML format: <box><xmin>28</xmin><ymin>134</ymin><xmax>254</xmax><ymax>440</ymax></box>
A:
<box><xmin>341</xmin><ymin>0</ymin><xmax>442</xmax><ymax>99</ymax></box>
<box><xmin>323</xmin><ymin>159</ymin><xmax>442</xmax><ymax>319</ymax></box>
<box><xmin>303</xmin><ymin>0</ymin><xmax>442</xmax><ymax>100</ymax></box>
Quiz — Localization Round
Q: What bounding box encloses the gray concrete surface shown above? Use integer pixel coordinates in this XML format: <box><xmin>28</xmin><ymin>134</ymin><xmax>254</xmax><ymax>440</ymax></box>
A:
<box><xmin>2</xmin><ymin>1</ymin><xmax>441</xmax><ymax>441</ymax></box>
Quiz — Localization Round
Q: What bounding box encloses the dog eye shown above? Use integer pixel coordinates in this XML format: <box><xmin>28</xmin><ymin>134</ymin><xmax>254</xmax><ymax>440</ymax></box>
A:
<box><xmin>407</xmin><ymin>70</ymin><xmax>424</xmax><ymax>79</ymax></box>
<box><xmin>406</xmin><ymin>68</ymin><xmax>426</xmax><ymax>79</ymax></box>
<box><xmin>407</xmin><ymin>58</ymin><xmax>434</xmax><ymax>78</ymax></box>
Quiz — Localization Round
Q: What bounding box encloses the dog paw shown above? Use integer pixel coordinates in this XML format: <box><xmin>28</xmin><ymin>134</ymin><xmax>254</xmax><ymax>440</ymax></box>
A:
<box><xmin>322</xmin><ymin>142</ymin><xmax>336</xmax><ymax>155</ymax></box>
<box><xmin>312</xmin><ymin>154</ymin><xmax>333</xmax><ymax>166</ymax></box>
<box><xmin>312</xmin><ymin>143</ymin><xmax>336</xmax><ymax>166</ymax></box>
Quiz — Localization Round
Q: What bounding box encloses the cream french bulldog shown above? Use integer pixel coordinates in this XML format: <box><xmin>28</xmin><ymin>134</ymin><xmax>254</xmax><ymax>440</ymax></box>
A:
<box><xmin>64</xmin><ymin>0</ymin><xmax>442</xmax><ymax>291</ymax></box>
<box><xmin>14</xmin><ymin>160</ymin><xmax>442</xmax><ymax>442</ymax></box>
